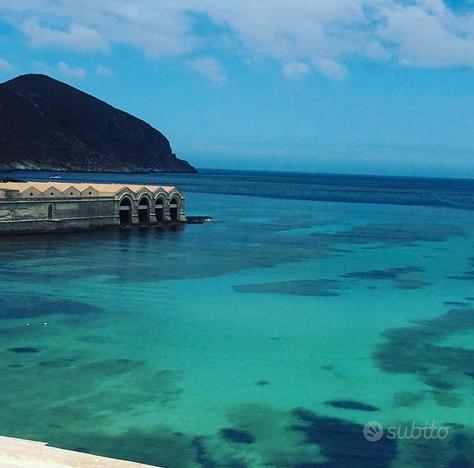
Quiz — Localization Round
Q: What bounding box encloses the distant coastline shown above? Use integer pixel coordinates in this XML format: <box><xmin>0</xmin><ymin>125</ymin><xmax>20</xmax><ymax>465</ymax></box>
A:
<box><xmin>0</xmin><ymin>168</ymin><xmax>198</xmax><ymax>175</ymax></box>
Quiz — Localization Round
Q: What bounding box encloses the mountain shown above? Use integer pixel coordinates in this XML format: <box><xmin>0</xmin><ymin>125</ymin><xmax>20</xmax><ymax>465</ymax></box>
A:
<box><xmin>0</xmin><ymin>74</ymin><xmax>196</xmax><ymax>173</ymax></box>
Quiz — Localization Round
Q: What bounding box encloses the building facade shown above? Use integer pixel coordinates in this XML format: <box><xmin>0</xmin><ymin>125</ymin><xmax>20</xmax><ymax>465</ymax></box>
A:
<box><xmin>0</xmin><ymin>181</ymin><xmax>186</xmax><ymax>234</ymax></box>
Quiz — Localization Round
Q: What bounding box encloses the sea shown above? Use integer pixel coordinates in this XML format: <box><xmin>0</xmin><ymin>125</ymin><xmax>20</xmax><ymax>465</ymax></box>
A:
<box><xmin>0</xmin><ymin>169</ymin><xmax>473</xmax><ymax>467</ymax></box>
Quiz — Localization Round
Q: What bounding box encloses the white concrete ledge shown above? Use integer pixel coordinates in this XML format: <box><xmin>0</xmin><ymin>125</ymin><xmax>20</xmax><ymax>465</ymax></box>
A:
<box><xmin>0</xmin><ymin>436</ymin><xmax>157</xmax><ymax>467</ymax></box>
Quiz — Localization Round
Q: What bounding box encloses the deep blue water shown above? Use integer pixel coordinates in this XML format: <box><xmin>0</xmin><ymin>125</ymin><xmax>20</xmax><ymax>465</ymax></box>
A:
<box><xmin>0</xmin><ymin>169</ymin><xmax>473</xmax><ymax>467</ymax></box>
<box><xmin>5</xmin><ymin>168</ymin><xmax>474</xmax><ymax>209</ymax></box>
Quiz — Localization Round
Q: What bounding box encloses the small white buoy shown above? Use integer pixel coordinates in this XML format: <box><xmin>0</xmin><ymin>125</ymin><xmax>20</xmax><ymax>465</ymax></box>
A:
<box><xmin>43</xmin><ymin>322</ymin><xmax>48</xmax><ymax>326</ymax></box>
<box><xmin>26</xmin><ymin>323</ymin><xmax>30</xmax><ymax>327</ymax></box>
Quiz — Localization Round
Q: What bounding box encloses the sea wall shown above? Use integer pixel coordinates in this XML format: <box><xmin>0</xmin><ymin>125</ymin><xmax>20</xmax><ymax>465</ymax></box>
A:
<box><xmin>0</xmin><ymin>194</ymin><xmax>186</xmax><ymax>234</ymax></box>
<box><xmin>0</xmin><ymin>198</ymin><xmax>117</xmax><ymax>233</ymax></box>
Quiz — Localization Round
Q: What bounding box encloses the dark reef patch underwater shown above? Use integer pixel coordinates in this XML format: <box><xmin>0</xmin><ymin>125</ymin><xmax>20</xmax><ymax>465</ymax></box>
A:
<box><xmin>374</xmin><ymin>307</ymin><xmax>474</xmax><ymax>394</ymax></box>
<box><xmin>234</xmin><ymin>279</ymin><xmax>342</xmax><ymax>297</ymax></box>
<box><xmin>341</xmin><ymin>265</ymin><xmax>430</xmax><ymax>290</ymax></box>
<box><xmin>7</xmin><ymin>346</ymin><xmax>40</xmax><ymax>354</ymax></box>
<box><xmin>33</xmin><ymin>403</ymin><xmax>472</xmax><ymax>468</ymax></box>
<box><xmin>311</xmin><ymin>221</ymin><xmax>465</xmax><ymax>247</ymax></box>
<box><xmin>0</xmin><ymin>171</ymin><xmax>474</xmax><ymax>466</ymax></box>
<box><xmin>291</xmin><ymin>407</ymin><xmax>397</xmax><ymax>468</ymax></box>
<box><xmin>324</xmin><ymin>400</ymin><xmax>380</xmax><ymax>412</ymax></box>
<box><xmin>0</xmin><ymin>295</ymin><xmax>102</xmax><ymax>319</ymax></box>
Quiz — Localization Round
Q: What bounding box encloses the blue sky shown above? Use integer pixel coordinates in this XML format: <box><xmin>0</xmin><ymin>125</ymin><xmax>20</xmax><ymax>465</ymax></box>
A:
<box><xmin>0</xmin><ymin>1</ymin><xmax>474</xmax><ymax>177</ymax></box>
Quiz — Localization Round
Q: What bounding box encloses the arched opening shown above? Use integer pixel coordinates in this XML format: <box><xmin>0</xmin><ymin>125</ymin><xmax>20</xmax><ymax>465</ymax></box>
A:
<box><xmin>155</xmin><ymin>197</ymin><xmax>165</xmax><ymax>223</ymax></box>
<box><xmin>47</xmin><ymin>204</ymin><xmax>54</xmax><ymax>220</ymax></box>
<box><xmin>138</xmin><ymin>196</ymin><xmax>150</xmax><ymax>224</ymax></box>
<box><xmin>119</xmin><ymin>197</ymin><xmax>132</xmax><ymax>225</ymax></box>
<box><xmin>169</xmin><ymin>197</ymin><xmax>180</xmax><ymax>222</ymax></box>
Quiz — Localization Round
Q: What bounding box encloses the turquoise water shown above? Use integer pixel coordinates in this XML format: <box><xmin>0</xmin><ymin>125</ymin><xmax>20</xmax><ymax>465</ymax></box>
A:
<box><xmin>0</xmin><ymin>171</ymin><xmax>473</xmax><ymax>467</ymax></box>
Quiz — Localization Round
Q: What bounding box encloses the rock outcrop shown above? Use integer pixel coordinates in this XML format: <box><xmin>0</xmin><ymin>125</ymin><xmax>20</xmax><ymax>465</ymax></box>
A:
<box><xmin>0</xmin><ymin>74</ymin><xmax>196</xmax><ymax>173</ymax></box>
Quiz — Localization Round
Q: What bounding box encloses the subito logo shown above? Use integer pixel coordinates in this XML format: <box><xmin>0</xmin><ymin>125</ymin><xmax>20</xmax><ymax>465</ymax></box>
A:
<box><xmin>363</xmin><ymin>421</ymin><xmax>384</xmax><ymax>442</ymax></box>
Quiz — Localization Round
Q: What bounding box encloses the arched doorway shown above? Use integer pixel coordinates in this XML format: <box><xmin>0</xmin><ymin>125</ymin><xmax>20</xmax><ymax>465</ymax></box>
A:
<box><xmin>169</xmin><ymin>197</ymin><xmax>179</xmax><ymax>222</ymax></box>
<box><xmin>138</xmin><ymin>196</ymin><xmax>150</xmax><ymax>224</ymax></box>
<box><xmin>119</xmin><ymin>197</ymin><xmax>132</xmax><ymax>225</ymax></box>
<box><xmin>155</xmin><ymin>197</ymin><xmax>165</xmax><ymax>223</ymax></box>
<box><xmin>47</xmin><ymin>204</ymin><xmax>54</xmax><ymax>220</ymax></box>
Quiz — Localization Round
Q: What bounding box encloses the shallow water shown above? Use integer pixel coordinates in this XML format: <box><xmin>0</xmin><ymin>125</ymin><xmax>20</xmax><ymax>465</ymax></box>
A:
<box><xmin>0</xmin><ymin>171</ymin><xmax>473</xmax><ymax>467</ymax></box>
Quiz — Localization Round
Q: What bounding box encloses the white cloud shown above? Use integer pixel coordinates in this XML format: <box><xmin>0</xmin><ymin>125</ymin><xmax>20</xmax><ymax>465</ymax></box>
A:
<box><xmin>0</xmin><ymin>57</ymin><xmax>13</xmax><ymax>72</ymax></box>
<box><xmin>2</xmin><ymin>1</ymin><xmax>474</xmax><ymax>79</ymax></box>
<box><xmin>376</xmin><ymin>1</ymin><xmax>474</xmax><ymax>67</ymax></box>
<box><xmin>0</xmin><ymin>1</ymin><xmax>196</xmax><ymax>58</ymax></box>
<box><xmin>202</xmin><ymin>0</ymin><xmax>363</xmax><ymax>78</ymax></box>
<box><xmin>282</xmin><ymin>61</ymin><xmax>311</xmax><ymax>79</ymax></box>
<box><xmin>21</xmin><ymin>19</ymin><xmax>107</xmax><ymax>52</ymax></box>
<box><xmin>95</xmin><ymin>64</ymin><xmax>112</xmax><ymax>76</ymax></box>
<box><xmin>57</xmin><ymin>61</ymin><xmax>86</xmax><ymax>79</ymax></box>
<box><xmin>189</xmin><ymin>56</ymin><xmax>227</xmax><ymax>84</ymax></box>
<box><xmin>314</xmin><ymin>58</ymin><xmax>347</xmax><ymax>80</ymax></box>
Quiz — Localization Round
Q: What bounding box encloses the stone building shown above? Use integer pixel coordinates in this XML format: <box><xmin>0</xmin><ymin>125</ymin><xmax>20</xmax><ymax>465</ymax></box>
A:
<box><xmin>0</xmin><ymin>181</ymin><xmax>186</xmax><ymax>234</ymax></box>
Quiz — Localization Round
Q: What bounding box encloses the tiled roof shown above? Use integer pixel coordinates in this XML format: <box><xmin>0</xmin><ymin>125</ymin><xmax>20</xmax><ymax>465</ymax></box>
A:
<box><xmin>0</xmin><ymin>182</ymin><xmax>177</xmax><ymax>196</ymax></box>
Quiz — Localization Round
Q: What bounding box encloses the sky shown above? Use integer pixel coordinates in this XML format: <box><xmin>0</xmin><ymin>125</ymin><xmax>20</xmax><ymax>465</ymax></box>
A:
<box><xmin>0</xmin><ymin>0</ymin><xmax>474</xmax><ymax>177</ymax></box>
